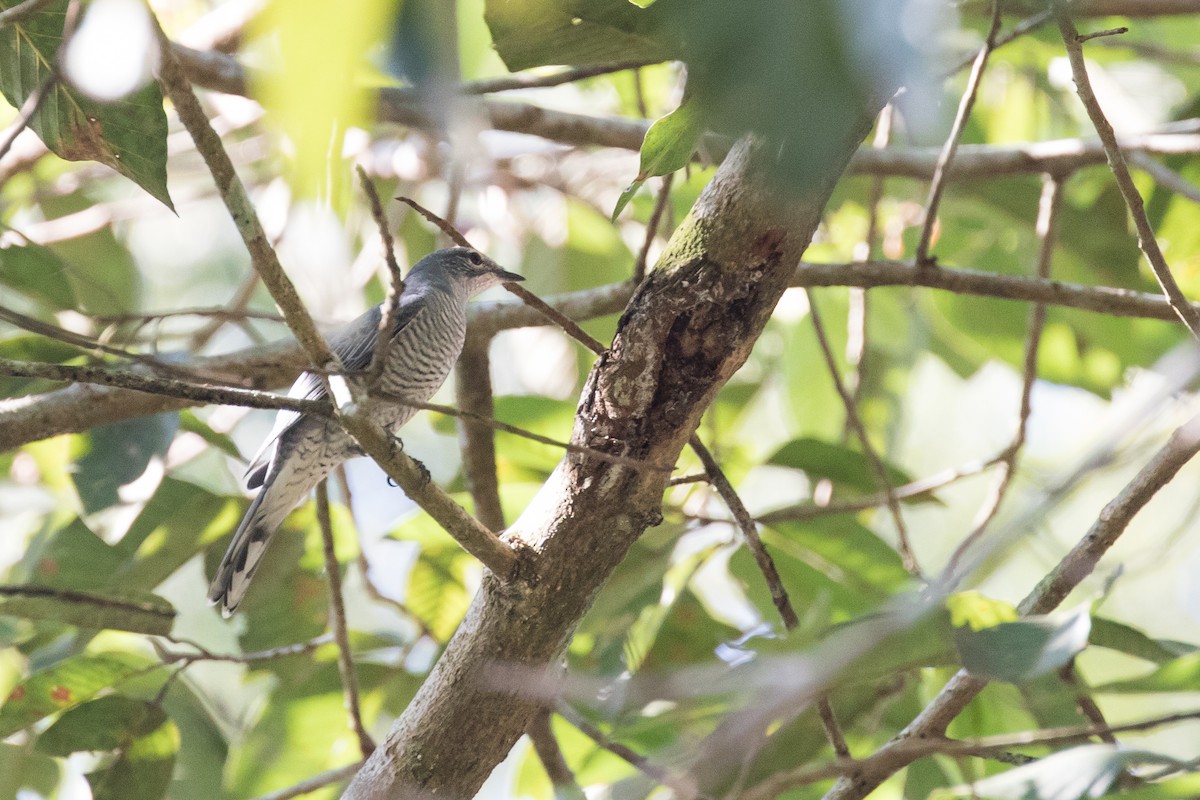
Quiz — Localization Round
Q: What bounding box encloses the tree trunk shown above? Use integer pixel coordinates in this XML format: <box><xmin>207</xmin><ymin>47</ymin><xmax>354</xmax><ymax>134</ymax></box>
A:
<box><xmin>343</xmin><ymin>116</ymin><xmax>879</xmax><ymax>799</ymax></box>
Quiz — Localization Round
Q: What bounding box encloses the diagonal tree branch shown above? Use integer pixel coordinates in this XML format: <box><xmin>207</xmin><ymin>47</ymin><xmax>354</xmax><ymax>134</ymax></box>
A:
<box><xmin>1055</xmin><ymin>7</ymin><xmax>1200</xmax><ymax>339</ymax></box>
<box><xmin>819</xmin><ymin>408</ymin><xmax>1200</xmax><ymax>799</ymax></box>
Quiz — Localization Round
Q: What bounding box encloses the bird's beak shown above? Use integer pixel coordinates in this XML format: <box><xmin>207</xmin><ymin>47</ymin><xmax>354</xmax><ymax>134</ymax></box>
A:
<box><xmin>492</xmin><ymin>267</ymin><xmax>525</xmax><ymax>284</ymax></box>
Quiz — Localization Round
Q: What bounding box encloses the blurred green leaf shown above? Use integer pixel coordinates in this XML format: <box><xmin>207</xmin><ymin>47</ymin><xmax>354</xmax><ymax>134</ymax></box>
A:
<box><xmin>767</xmin><ymin>437</ymin><xmax>913</xmax><ymax>494</ymax></box>
<box><xmin>1095</xmin><ymin>651</ymin><xmax>1200</xmax><ymax>694</ymax></box>
<box><xmin>0</xmin><ymin>585</ymin><xmax>174</xmax><ymax>636</ymax></box>
<box><xmin>0</xmin><ymin>651</ymin><xmax>152</xmax><ymax>738</ymax></box>
<box><xmin>250</xmin><ymin>0</ymin><xmax>398</xmax><ymax>200</ymax></box>
<box><xmin>0</xmin><ymin>0</ymin><xmax>172</xmax><ymax>207</ymax></box>
<box><xmin>124</xmin><ymin>477</ymin><xmax>241</xmax><ymax>588</ymax></box>
<box><xmin>0</xmin><ymin>742</ymin><xmax>61</xmax><ymax>800</ymax></box>
<box><xmin>0</xmin><ymin>241</ymin><xmax>76</xmax><ymax>309</ymax></box>
<box><xmin>1089</xmin><ymin>617</ymin><xmax>1196</xmax><ymax>665</ymax></box>
<box><xmin>485</xmin><ymin>0</ymin><xmax>672</xmax><ymax>69</ymax></box>
<box><xmin>87</xmin><ymin>710</ymin><xmax>179</xmax><ymax>800</ymax></box>
<box><xmin>954</xmin><ymin>607</ymin><xmax>1091</xmax><ymax>684</ymax></box>
<box><xmin>37</xmin><ymin>694</ymin><xmax>165</xmax><ymax>755</ymax></box>
<box><xmin>955</xmin><ymin>745</ymin><xmax>1182</xmax><ymax>800</ymax></box>
<box><xmin>73</xmin><ymin>413</ymin><xmax>177</xmax><ymax>514</ymax></box>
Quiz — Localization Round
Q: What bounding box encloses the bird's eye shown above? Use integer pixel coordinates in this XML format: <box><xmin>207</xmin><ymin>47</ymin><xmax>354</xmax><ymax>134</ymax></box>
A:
<box><xmin>468</xmin><ymin>252</ymin><xmax>483</xmax><ymax>266</ymax></box>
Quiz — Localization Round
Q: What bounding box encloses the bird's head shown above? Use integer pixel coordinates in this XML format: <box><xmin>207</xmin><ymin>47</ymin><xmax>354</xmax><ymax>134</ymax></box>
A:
<box><xmin>410</xmin><ymin>246</ymin><xmax>524</xmax><ymax>297</ymax></box>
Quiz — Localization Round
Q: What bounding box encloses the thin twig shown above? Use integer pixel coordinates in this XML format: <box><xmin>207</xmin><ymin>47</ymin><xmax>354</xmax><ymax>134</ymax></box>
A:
<box><xmin>820</xmin><ymin>409</ymin><xmax>1200</xmax><ymax>800</ymax></box>
<box><xmin>527</xmin><ymin>708</ymin><xmax>583</xmax><ymax>797</ymax></box>
<box><xmin>817</xmin><ymin>697</ymin><xmax>851</xmax><ymax>759</ymax></box>
<box><xmin>356</xmin><ymin>166</ymin><xmax>407</xmax><ymax>386</ymax></box>
<box><xmin>396</xmin><ymin>195</ymin><xmax>609</xmax><ymax>354</ymax></box>
<box><xmin>0</xmin><ymin>0</ymin><xmax>56</xmax><ymax>26</ymax></box>
<box><xmin>156</xmin><ymin>634</ymin><xmax>332</xmax><ymax>665</ymax></box>
<box><xmin>915</xmin><ymin>0</ymin><xmax>1004</xmax><ymax>265</ymax></box>
<box><xmin>0</xmin><ymin>73</ymin><xmax>55</xmax><ymax>163</ymax></box>
<box><xmin>247</xmin><ymin>762</ymin><xmax>363</xmax><ymax>800</ymax></box>
<box><xmin>1076</xmin><ymin>25</ymin><xmax>1128</xmax><ymax>42</ymax></box>
<box><xmin>944</xmin><ymin>9</ymin><xmax>1053</xmax><ymax>77</ymax></box>
<box><xmin>1129</xmin><ymin>151</ymin><xmax>1200</xmax><ymax>205</ymax></box>
<box><xmin>330</xmin><ymin>397</ymin><xmax>522</xmax><ymax>579</ymax></box>
<box><xmin>633</xmin><ymin>173</ymin><xmax>673</xmax><ymax>283</ymax></box>
<box><xmin>557</xmin><ymin>704</ymin><xmax>701</xmax><ymax>800</ymax></box>
<box><xmin>751</xmin><ymin>708</ymin><xmax>1200</xmax><ymax>800</ymax></box>
<box><xmin>390</xmin><ymin>393</ymin><xmax>670</xmax><ymax>473</ymax></box>
<box><xmin>944</xmin><ymin>175</ymin><xmax>1063</xmax><ymax>579</ymax></box>
<box><xmin>152</xmin><ymin>23</ymin><xmax>339</xmax><ymax>369</ymax></box>
<box><xmin>690</xmin><ymin>435</ymin><xmax>798</xmax><ymax>630</ymax></box>
<box><xmin>0</xmin><ymin>356</ymin><xmax>328</xmax><ymax>413</ymax></box>
<box><xmin>805</xmin><ymin>290</ymin><xmax>919</xmax><ymax>577</ymax></box>
<box><xmin>1055</xmin><ymin>8</ymin><xmax>1200</xmax><ymax>340</ymax></box>
<box><xmin>456</xmin><ymin>337</ymin><xmax>506</xmax><ymax>531</ymax></box>
<box><xmin>316</xmin><ymin>482</ymin><xmax>374</xmax><ymax>760</ymax></box>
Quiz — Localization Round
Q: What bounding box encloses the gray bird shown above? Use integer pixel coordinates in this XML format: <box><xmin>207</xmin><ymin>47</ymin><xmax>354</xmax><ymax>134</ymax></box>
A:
<box><xmin>208</xmin><ymin>246</ymin><xmax>523</xmax><ymax>616</ymax></box>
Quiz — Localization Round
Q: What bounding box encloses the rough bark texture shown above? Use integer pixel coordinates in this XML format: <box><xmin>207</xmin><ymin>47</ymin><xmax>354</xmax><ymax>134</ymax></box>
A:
<box><xmin>343</xmin><ymin>124</ymin><xmax>876</xmax><ymax>800</ymax></box>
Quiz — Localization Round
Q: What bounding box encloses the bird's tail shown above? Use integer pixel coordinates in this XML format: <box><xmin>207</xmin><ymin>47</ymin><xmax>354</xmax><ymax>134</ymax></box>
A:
<box><xmin>207</xmin><ymin>458</ymin><xmax>323</xmax><ymax>617</ymax></box>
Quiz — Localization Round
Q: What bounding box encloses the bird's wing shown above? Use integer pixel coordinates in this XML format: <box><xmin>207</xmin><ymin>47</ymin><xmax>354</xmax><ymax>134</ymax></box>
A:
<box><xmin>244</xmin><ymin>294</ymin><xmax>427</xmax><ymax>488</ymax></box>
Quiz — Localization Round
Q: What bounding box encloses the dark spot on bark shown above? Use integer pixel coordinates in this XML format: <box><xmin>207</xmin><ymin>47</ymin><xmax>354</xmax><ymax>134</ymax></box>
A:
<box><xmin>751</xmin><ymin>229</ymin><xmax>786</xmax><ymax>261</ymax></box>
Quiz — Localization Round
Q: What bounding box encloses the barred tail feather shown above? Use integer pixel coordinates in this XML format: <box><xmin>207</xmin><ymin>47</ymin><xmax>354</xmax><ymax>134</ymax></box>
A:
<box><xmin>208</xmin><ymin>455</ymin><xmax>325</xmax><ymax>616</ymax></box>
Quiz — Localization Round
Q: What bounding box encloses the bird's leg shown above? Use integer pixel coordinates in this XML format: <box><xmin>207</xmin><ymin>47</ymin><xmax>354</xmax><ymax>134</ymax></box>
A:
<box><xmin>408</xmin><ymin>456</ymin><xmax>431</xmax><ymax>487</ymax></box>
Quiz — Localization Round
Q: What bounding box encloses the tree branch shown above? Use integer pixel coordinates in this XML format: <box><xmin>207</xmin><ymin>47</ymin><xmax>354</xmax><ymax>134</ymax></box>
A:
<box><xmin>819</xmin><ymin>409</ymin><xmax>1200</xmax><ymax>799</ymax></box>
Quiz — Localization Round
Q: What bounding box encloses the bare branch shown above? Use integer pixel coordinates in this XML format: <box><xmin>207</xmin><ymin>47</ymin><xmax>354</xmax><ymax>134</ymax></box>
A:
<box><xmin>944</xmin><ymin>175</ymin><xmax>1063</xmax><ymax>579</ymax></box>
<box><xmin>248</xmin><ymin>762</ymin><xmax>363</xmax><ymax>800</ymax></box>
<box><xmin>915</xmin><ymin>0</ymin><xmax>1003</xmax><ymax>265</ymax></box>
<box><xmin>316</xmin><ymin>482</ymin><xmax>375</xmax><ymax>760</ymax></box>
<box><xmin>820</xmin><ymin>408</ymin><xmax>1200</xmax><ymax>800</ymax></box>
<box><xmin>527</xmin><ymin>708</ymin><xmax>583</xmax><ymax>797</ymax></box>
<box><xmin>456</xmin><ymin>337</ymin><xmax>507</xmax><ymax>531</ymax></box>
<box><xmin>690</xmin><ymin>435</ymin><xmax>798</xmax><ymax>630</ymax></box>
<box><xmin>633</xmin><ymin>174</ymin><xmax>674</xmax><ymax>284</ymax></box>
<box><xmin>805</xmin><ymin>290</ymin><xmax>919</xmax><ymax>576</ymax></box>
<box><xmin>356</xmin><ymin>166</ymin><xmax>406</xmax><ymax>387</ymax></box>
<box><xmin>153</xmin><ymin>25</ymin><xmax>338</xmax><ymax>369</ymax></box>
<box><xmin>557</xmin><ymin>704</ymin><xmax>701</xmax><ymax>800</ymax></box>
<box><xmin>1055</xmin><ymin>9</ymin><xmax>1200</xmax><ymax>339</ymax></box>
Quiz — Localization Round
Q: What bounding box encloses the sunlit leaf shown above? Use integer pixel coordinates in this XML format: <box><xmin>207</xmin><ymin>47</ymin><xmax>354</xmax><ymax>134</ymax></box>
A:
<box><xmin>0</xmin><ymin>652</ymin><xmax>153</xmax><ymax>738</ymax></box>
<box><xmin>613</xmin><ymin>98</ymin><xmax>700</xmax><ymax>220</ymax></box>
<box><xmin>0</xmin><ymin>585</ymin><xmax>175</xmax><ymax>636</ymax></box>
<box><xmin>0</xmin><ymin>0</ymin><xmax>172</xmax><ymax>207</ymax></box>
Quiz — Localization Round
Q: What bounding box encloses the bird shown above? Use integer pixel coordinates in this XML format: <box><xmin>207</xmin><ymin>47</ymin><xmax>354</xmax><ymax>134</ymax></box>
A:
<box><xmin>208</xmin><ymin>246</ymin><xmax>523</xmax><ymax>616</ymax></box>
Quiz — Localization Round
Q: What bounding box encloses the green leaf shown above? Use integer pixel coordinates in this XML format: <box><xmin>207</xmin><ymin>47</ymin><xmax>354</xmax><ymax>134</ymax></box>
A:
<box><xmin>0</xmin><ymin>651</ymin><xmax>153</xmax><ymax>738</ymax></box>
<box><xmin>88</xmin><ymin>712</ymin><xmax>179</xmax><ymax>800</ymax></box>
<box><xmin>485</xmin><ymin>0</ymin><xmax>673</xmax><ymax>71</ymax></box>
<box><xmin>946</xmin><ymin>591</ymin><xmax>1019</xmax><ymax>632</ymax></box>
<box><xmin>613</xmin><ymin>99</ymin><xmax>701</xmax><ymax>220</ymax></box>
<box><xmin>0</xmin><ymin>0</ymin><xmax>172</xmax><ymax>208</ymax></box>
<box><xmin>73</xmin><ymin>413</ymin><xmax>178</xmax><ymax>514</ymax></box>
<box><xmin>955</xmin><ymin>745</ymin><xmax>1182</xmax><ymax>800</ymax></box>
<box><xmin>0</xmin><ymin>585</ymin><xmax>175</xmax><ymax>636</ymax></box>
<box><xmin>407</xmin><ymin>546</ymin><xmax>473</xmax><ymax>641</ymax></box>
<box><xmin>767</xmin><ymin>437</ymin><xmax>913</xmax><ymax>494</ymax></box>
<box><xmin>37</xmin><ymin>695</ymin><xmax>166</xmax><ymax>755</ymax></box>
<box><xmin>0</xmin><ymin>240</ymin><xmax>76</xmax><ymax>309</ymax></box>
<box><xmin>1089</xmin><ymin>617</ymin><xmax>1195</xmax><ymax>665</ymax></box>
<box><xmin>1095</xmin><ymin>651</ymin><xmax>1200</xmax><ymax>694</ymax></box>
<box><xmin>954</xmin><ymin>606</ymin><xmax>1091</xmax><ymax>684</ymax></box>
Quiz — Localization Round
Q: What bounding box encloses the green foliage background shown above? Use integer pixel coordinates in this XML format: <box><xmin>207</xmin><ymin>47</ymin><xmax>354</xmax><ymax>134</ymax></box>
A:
<box><xmin>2</xmin><ymin>0</ymin><xmax>1200</xmax><ymax>799</ymax></box>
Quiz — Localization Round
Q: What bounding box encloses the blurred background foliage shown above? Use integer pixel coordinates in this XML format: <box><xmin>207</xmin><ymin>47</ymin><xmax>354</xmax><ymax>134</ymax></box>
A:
<box><xmin>2</xmin><ymin>0</ymin><xmax>1200</xmax><ymax>798</ymax></box>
